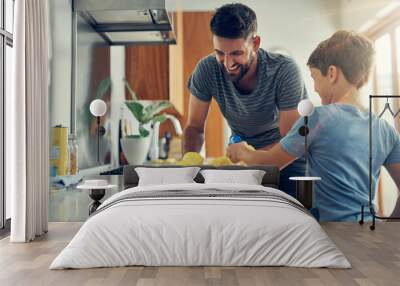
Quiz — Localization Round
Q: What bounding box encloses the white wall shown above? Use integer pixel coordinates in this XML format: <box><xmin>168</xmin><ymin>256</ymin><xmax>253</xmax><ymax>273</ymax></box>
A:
<box><xmin>49</xmin><ymin>0</ymin><xmax>72</xmax><ymax>128</ymax></box>
<box><xmin>110</xmin><ymin>47</ymin><xmax>126</xmax><ymax>166</ymax></box>
<box><xmin>75</xmin><ymin>15</ymin><xmax>111</xmax><ymax>169</ymax></box>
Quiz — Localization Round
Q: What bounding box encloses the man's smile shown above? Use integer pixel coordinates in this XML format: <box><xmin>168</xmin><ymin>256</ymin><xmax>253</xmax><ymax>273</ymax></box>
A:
<box><xmin>226</xmin><ymin>65</ymin><xmax>240</xmax><ymax>73</ymax></box>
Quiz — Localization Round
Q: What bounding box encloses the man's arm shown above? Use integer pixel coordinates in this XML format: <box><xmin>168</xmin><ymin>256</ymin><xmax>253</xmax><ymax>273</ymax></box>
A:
<box><xmin>384</xmin><ymin>163</ymin><xmax>400</xmax><ymax>217</ymax></box>
<box><xmin>279</xmin><ymin>109</ymin><xmax>300</xmax><ymax>136</ymax></box>
<box><xmin>276</xmin><ymin>58</ymin><xmax>306</xmax><ymax>137</ymax></box>
<box><xmin>257</xmin><ymin>109</ymin><xmax>300</xmax><ymax>151</ymax></box>
<box><xmin>182</xmin><ymin>94</ymin><xmax>211</xmax><ymax>154</ymax></box>
<box><xmin>227</xmin><ymin>141</ymin><xmax>296</xmax><ymax>170</ymax></box>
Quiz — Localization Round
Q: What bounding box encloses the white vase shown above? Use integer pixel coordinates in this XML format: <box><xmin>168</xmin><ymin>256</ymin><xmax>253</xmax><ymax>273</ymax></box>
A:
<box><xmin>120</xmin><ymin>136</ymin><xmax>151</xmax><ymax>165</ymax></box>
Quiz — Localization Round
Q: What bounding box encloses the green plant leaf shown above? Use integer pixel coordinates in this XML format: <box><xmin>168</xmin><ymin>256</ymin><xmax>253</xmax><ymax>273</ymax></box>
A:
<box><xmin>152</xmin><ymin>114</ymin><xmax>167</xmax><ymax>124</ymax></box>
<box><xmin>139</xmin><ymin>126</ymin><xmax>150</xmax><ymax>137</ymax></box>
<box><xmin>144</xmin><ymin>104</ymin><xmax>155</xmax><ymax>115</ymax></box>
<box><xmin>145</xmin><ymin>101</ymin><xmax>170</xmax><ymax>116</ymax></box>
<box><xmin>142</xmin><ymin>101</ymin><xmax>172</xmax><ymax>122</ymax></box>
<box><xmin>125</xmin><ymin>134</ymin><xmax>141</xmax><ymax>139</ymax></box>
<box><xmin>125</xmin><ymin>101</ymin><xmax>144</xmax><ymax>123</ymax></box>
<box><xmin>96</xmin><ymin>77</ymin><xmax>111</xmax><ymax>100</ymax></box>
<box><xmin>123</xmin><ymin>78</ymin><xmax>139</xmax><ymax>100</ymax></box>
<box><xmin>152</xmin><ymin>101</ymin><xmax>172</xmax><ymax>116</ymax></box>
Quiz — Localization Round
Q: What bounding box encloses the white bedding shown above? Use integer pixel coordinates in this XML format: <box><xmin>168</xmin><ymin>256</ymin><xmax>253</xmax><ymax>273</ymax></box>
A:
<box><xmin>50</xmin><ymin>183</ymin><xmax>351</xmax><ymax>269</ymax></box>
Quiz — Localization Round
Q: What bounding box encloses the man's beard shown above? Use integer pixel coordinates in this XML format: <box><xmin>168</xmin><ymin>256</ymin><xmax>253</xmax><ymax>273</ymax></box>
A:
<box><xmin>221</xmin><ymin>53</ymin><xmax>255</xmax><ymax>83</ymax></box>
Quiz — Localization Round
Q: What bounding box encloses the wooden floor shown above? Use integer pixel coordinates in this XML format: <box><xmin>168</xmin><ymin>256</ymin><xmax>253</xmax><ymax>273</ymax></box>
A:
<box><xmin>0</xmin><ymin>222</ymin><xmax>399</xmax><ymax>286</ymax></box>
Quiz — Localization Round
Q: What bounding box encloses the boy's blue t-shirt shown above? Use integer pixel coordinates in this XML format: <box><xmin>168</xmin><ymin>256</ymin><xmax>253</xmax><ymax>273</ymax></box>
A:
<box><xmin>280</xmin><ymin>103</ymin><xmax>400</xmax><ymax>221</ymax></box>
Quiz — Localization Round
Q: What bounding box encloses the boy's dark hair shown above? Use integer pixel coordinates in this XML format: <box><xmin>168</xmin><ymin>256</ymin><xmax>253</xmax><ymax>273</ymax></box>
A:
<box><xmin>307</xmin><ymin>30</ymin><xmax>375</xmax><ymax>89</ymax></box>
<box><xmin>210</xmin><ymin>3</ymin><xmax>257</xmax><ymax>39</ymax></box>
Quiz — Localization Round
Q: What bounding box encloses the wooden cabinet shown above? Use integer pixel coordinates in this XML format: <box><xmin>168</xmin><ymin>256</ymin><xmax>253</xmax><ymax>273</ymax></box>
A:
<box><xmin>169</xmin><ymin>11</ymin><xmax>225</xmax><ymax>157</ymax></box>
<box><xmin>125</xmin><ymin>45</ymin><xmax>169</xmax><ymax>100</ymax></box>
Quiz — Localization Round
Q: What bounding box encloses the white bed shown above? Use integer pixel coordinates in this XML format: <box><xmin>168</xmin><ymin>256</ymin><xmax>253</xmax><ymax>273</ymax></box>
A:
<box><xmin>50</xmin><ymin>183</ymin><xmax>351</xmax><ymax>269</ymax></box>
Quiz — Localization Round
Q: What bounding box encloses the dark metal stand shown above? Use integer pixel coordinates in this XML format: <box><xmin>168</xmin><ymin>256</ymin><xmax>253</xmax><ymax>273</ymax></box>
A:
<box><xmin>97</xmin><ymin>117</ymin><xmax>100</xmax><ymax>163</ymax></box>
<box><xmin>290</xmin><ymin>178</ymin><xmax>321</xmax><ymax>209</ymax></box>
<box><xmin>295</xmin><ymin>180</ymin><xmax>314</xmax><ymax>210</ymax></box>
<box><xmin>298</xmin><ymin>116</ymin><xmax>310</xmax><ymax>176</ymax></box>
<box><xmin>295</xmin><ymin>113</ymin><xmax>321</xmax><ymax>219</ymax></box>
<box><xmin>359</xmin><ymin>95</ymin><xmax>400</xmax><ymax>230</ymax></box>
<box><xmin>290</xmin><ymin>177</ymin><xmax>321</xmax><ymax>221</ymax></box>
<box><xmin>88</xmin><ymin>188</ymin><xmax>105</xmax><ymax>215</ymax></box>
<box><xmin>96</xmin><ymin>117</ymin><xmax>106</xmax><ymax>163</ymax></box>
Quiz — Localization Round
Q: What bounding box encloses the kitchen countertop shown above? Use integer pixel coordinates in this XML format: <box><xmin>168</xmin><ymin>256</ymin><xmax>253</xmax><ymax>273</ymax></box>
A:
<box><xmin>49</xmin><ymin>175</ymin><xmax>123</xmax><ymax>222</ymax></box>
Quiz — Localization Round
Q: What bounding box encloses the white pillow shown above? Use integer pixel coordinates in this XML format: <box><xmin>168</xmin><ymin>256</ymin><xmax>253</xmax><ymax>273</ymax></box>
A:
<box><xmin>135</xmin><ymin>167</ymin><xmax>200</xmax><ymax>186</ymax></box>
<box><xmin>200</xmin><ymin>169</ymin><xmax>266</xmax><ymax>185</ymax></box>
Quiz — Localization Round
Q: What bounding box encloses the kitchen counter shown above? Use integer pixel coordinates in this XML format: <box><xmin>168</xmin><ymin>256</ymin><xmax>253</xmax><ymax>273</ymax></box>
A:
<box><xmin>49</xmin><ymin>175</ymin><xmax>123</xmax><ymax>222</ymax></box>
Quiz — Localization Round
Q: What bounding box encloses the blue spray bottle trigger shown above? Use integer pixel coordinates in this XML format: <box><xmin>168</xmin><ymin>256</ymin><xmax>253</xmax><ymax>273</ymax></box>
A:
<box><xmin>229</xmin><ymin>135</ymin><xmax>242</xmax><ymax>144</ymax></box>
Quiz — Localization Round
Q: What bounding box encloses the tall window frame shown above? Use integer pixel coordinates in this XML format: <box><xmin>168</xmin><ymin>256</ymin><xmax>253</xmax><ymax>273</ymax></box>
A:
<box><xmin>365</xmin><ymin>8</ymin><xmax>400</xmax><ymax>216</ymax></box>
<box><xmin>367</xmin><ymin>8</ymin><xmax>400</xmax><ymax>98</ymax></box>
<box><xmin>0</xmin><ymin>0</ymin><xmax>14</xmax><ymax>232</ymax></box>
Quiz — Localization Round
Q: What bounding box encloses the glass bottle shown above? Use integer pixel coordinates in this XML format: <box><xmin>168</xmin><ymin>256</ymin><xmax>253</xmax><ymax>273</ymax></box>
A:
<box><xmin>68</xmin><ymin>134</ymin><xmax>79</xmax><ymax>175</ymax></box>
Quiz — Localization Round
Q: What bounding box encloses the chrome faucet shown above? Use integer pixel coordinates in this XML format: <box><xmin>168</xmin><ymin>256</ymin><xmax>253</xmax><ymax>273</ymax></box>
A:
<box><xmin>149</xmin><ymin>114</ymin><xmax>182</xmax><ymax>161</ymax></box>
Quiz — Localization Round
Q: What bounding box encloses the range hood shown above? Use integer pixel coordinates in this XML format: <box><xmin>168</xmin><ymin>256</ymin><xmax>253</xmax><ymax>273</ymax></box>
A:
<box><xmin>74</xmin><ymin>0</ymin><xmax>177</xmax><ymax>45</ymax></box>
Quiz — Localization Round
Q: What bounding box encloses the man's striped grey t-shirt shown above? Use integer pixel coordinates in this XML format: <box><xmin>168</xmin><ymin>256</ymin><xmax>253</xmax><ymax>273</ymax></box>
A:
<box><xmin>188</xmin><ymin>49</ymin><xmax>308</xmax><ymax>149</ymax></box>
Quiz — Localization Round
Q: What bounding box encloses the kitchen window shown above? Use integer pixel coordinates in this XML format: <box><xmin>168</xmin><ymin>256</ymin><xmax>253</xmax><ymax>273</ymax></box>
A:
<box><xmin>366</xmin><ymin>7</ymin><xmax>400</xmax><ymax>216</ymax></box>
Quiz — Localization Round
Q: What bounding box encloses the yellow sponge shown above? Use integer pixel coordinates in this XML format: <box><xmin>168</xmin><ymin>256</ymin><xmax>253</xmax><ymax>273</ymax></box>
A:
<box><xmin>210</xmin><ymin>156</ymin><xmax>233</xmax><ymax>167</ymax></box>
<box><xmin>152</xmin><ymin>158</ymin><xmax>178</xmax><ymax>165</ymax></box>
<box><xmin>178</xmin><ymin>152</ymin><xmax>204</xmax><ymax>166</ymax></box>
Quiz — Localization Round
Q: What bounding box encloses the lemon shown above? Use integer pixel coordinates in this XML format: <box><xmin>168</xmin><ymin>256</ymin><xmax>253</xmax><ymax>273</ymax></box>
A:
<box><xmin>210</xmin><ymin>156</ymin><xmax>233</xmax><ymax>167</ymax></box>
<box><xmin>166</xmin><ymin>158</ymin><xmax>177</xmax><ymax>164</ymax></box>
<box><xmin>178</xmin><ymin>152</ymin><xmax>204</xmax><ymax>166</ymax></box>
<box><xmin>152</xmin><ymin>159</ymin><xmax>165</xmax><ymax>164</ymax></box>
<box><xmin>151</xmin><ymin>158</ymin><xmax>178</xmax><ymax>165</ymax></box>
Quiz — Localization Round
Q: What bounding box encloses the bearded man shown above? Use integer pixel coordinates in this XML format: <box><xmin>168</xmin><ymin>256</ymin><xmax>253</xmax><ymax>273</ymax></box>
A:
<box><xmin>183</xmin><ymin>3</ymin><xmax>308</xmax><ymax>197</ymax></box>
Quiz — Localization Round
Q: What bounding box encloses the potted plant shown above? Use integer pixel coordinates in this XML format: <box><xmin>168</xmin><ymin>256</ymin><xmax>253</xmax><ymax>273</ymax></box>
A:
<box><xmin>120</xmin><ymin>80</ymin><xmax>172</xmax><ymax>164</ymax></box>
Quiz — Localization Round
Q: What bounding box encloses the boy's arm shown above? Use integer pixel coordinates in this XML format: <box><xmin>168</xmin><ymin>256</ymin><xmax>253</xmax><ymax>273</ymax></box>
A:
<box><xmin>227</xmin><ymin>142</ymin><xmax>297</xmax><ymax>170</ymax></box>
<box><xmin>385</xmin><ymin>163</ymin><xmax>400</xmax><ymax>188</ymax></box>
<box><xmin>384</xmin><ymin>163</ymin><xmax>400</xmax><ymax>217</ymax></box>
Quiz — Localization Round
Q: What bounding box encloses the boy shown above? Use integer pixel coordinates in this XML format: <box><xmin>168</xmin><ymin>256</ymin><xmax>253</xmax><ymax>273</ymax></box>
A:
<box><xmin>227</xmin><ymin>30</ymin><xmax>400</xmax><ymax>221</ymax></box>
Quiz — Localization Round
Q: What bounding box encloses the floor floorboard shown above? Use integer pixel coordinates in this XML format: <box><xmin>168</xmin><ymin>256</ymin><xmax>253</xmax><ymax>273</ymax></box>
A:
<box><xmin>0</xmin><ymin>222</ymin><xmax>399</xmax><ymax>286</ymax></box>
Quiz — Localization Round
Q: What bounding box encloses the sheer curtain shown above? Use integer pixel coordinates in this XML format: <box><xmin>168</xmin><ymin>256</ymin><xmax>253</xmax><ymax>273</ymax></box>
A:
<box><xmin>8</xmin><ymin>0</ymin><xmax>49</xmax><ymax>242</ymax></box>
